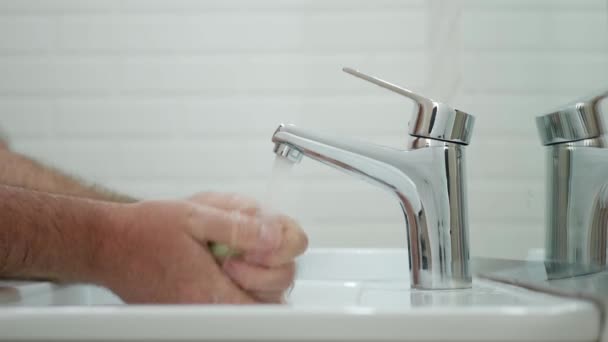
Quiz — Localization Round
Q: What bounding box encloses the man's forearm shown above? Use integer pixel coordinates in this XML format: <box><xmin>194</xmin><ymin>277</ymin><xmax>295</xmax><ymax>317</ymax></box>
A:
<box><xmin>0</xmin><ymin>148</ymin><xmax>136</xmax><ymax>203</ymax></box>
<box><xmin>0</xmin><ymin>185</ymin><xmax>122</xmax><ymax>283</ymax></box>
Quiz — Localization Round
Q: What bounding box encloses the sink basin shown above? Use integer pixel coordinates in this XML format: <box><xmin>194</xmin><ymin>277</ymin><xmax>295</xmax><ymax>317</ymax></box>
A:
<box><xmin>0</xmin><ymin>249</ymin><xmax>601</xmax><ymax>341</ymax></box>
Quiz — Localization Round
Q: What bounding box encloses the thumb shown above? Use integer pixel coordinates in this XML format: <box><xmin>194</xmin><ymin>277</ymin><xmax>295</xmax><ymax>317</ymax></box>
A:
<box><xmin>186</xmin><ymin>204</ymin><xmax>283</xmax><ymax>253</ymax></box>
<box><xmin>205</xmin><ymin>258</ymin><xmax>258</xmax><ymax>304</ymax></box>
<box><xmin>189</xmin><ymin>192</ymin><xmax>263</xmax><ymax>217</ymax></box>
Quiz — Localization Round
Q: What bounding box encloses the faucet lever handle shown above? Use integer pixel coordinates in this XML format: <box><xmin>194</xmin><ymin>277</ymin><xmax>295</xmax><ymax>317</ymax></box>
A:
<box><xmin>536</xmin><ymin>89</ymin><xmax>608</xmax><ymax>146</ymax></box>
<box><xmin>343</xmin><ymin>67</ymin><xmax>434</xmax><ymax>109</ymax></box>
<box><xmin>343</xmin><ymin>67</ymin><xmax>475</xmax><ymax>145</ymax></box>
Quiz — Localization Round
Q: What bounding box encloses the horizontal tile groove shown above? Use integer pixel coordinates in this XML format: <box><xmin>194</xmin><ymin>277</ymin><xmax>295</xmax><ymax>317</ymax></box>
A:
<box><xmin>297</xmin><ymin>218</ymin><xmax>544</xmax><ymax>227</ymax></box>
<box><xmin>96</xmin><ymin>178</ymin><xmax>544</xmax><ymax>187</ymax></box>
<box><xmin>0</xmin><ymin>48</ymin><xmax>426</xmax><ymax>56</ymax></box>
<box><xmin>0</xmin><ymin>89</ymin><xmax>601</xmax><ymax>97</ymax></box>
<box><xmin>4</xmin><ymin>136</ymin><xmax>544</xmax><ymax>146</ymax></box>
<box><xmin>0</xmin><ymin>51</ymin><xmax>606</xmax><ymax>61</ymax></box>
<box><xmin>0</xmin><ymin>1</ymin><xmax>602</xmax><ymax>14</ymax></box>
<box><xmin>3</xmin><ymin>134</ymin><xmax>543</xmax><ymax>144</ymax></box>
<box><xmin>0</xmin><ymin>90</ymin><xmax>423</xmax><ymax>97</ymax></box>
<box><xmin>0</xmin><ymin>91</ymin><xmax>598</xmax><ymax>100</ymax></box>
<box><xmin>0</xmin><ymin>5</ymin><xmax>427</xmax><ymax>15</ymax></box>
<box><xmin>0</xmin><ymin>94</ymin><xmax>414</xmax><ymax>101</ymax></box>
<box><xmin>0</xmin><ymin>46</ymin><xmax>606</xmax><ymax>56</ymax></box>
<box><xmin>471</xmin><ymin>218</ymin><xmax>544</xmax><ymax>226</ymax></box>
<box><xmin>85</xmin><ymin>174</ymin><xmax>545</xmax><ymax>184</ymax></box>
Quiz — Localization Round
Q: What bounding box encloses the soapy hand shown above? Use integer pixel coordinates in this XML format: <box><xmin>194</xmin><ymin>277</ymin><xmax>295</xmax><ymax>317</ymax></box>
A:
<box><xmin>97</xmin><ymin>192</ymin><xmax>307</xmax><ymax>304</ymax></box>
<box><xmin>191</xmin><ymin>192</ymin><xmax>308</xmax><ymax>303</ymax></box>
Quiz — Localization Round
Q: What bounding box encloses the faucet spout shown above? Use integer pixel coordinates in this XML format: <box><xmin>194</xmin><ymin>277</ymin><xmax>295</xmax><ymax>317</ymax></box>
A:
<box><xmin>272</xmin><ymin>124</ymin><xmax>472</xmax><ymax>290</ymax></box>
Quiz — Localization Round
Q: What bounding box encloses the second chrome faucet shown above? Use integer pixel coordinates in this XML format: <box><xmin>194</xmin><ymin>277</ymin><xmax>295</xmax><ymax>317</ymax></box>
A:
<box><xmin>271</xmin><ymin>68</ymin><xmax>475</xmax><ymax>290</ymax></box>
<box><xmin>536</xmin><ymin>90</ymin><xmax>608</xmax><ymax>270</ymax></box>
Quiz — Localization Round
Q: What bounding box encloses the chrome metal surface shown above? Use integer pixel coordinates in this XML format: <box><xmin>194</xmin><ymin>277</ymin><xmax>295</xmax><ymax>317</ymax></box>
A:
<box><xmin>273</xmin><ymin>142</ymin><xmax>303</xmax><ymax>163</ymax></box>
<box><xmin>536</xmin><ymin>89</ymin><xmax>608</xmax><ymax>146</ymax></box>
<box><xmin>343</xmin><ymin>67</ymin><xmax>475</xmax><ymax>145</ymax></box>
<box><xmin>472</xmin><ymin>257</ymin><xmax>605</xmax><ymax>282</ymax></box>
<box><xmin>272</xmin><ymin>122</ymin><xmax>472</xmax><ymax>290</ymax></box>
<box><xmin>268</xmin><ymin>69</ymin><xmax>477</xmax><ymax>290</ymax></box>
<box><xmin>536</xmin><ymin>90</ymin><xmax>608</xmax><ymax>267</ymax></box>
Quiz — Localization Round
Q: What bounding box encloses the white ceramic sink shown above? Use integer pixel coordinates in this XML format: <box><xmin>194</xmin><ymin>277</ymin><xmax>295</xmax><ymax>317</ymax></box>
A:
<box><xmin>0</xmin><ymin>249</ymin><xmax>601</xmax><ymax>341</ymax></box>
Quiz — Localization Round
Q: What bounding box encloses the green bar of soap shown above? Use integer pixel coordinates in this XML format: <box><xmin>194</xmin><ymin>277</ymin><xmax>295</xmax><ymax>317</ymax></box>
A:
<box><xmin>209</xmin><ymin>242</ymin><xmax>242</xmax><ymax>258</ymax></box>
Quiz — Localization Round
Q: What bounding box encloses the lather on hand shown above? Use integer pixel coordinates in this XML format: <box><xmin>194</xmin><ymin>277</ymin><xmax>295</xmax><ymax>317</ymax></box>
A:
<box><xmin>193</xmin><ymin>192</ymin><xmax>308</xmax><ymax>303</ymax></box>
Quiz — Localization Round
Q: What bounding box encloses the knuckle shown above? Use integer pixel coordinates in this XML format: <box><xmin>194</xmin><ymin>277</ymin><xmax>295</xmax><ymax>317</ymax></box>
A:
<box><xmin>229</xmin><ymin>211</ymin><xmax>244</xmax><ymax>247</ymax></box>
<box><xmin>241</xmin><ymin>204</ymin><xmax>263</xmax><ymax>217</ymax></box>
<box><xmin>276</xmin><ymin>264</ymin><xmax>296</xmax><ymax>289</ymax></box>
<box><xmin>284</xmin><ymin>263</ymin><xmax>297</xmax><ymax>283</ymax></box>
<box><xmin>281</xmin><ymin>216</ymin><xmax>308</xmax><ymax>250</ymax></box>
<box><xmin>296</xmin><ymin>229</ymin><xmax>309</xmax><ymax>254</ymax></box>
<box><xmin>252</xmin><ymin>291</ymin><xmax>282</xmax><ymax>304</ymax></box>
<box><xmin>180</xmin><ymin>203</ymin><xmax>200</xmax><ymax>235</ymax></box>
<box><xmin>234</xmin><ymin>214</ymin><xmax>260</xmax><ymax>245</ymax></box>
<box><xmin>189</xmin><ymin>191</ymin><xmax>208</xmax><ymax>200</ymax></box>
<box><xmin>227</xmin><ymin>193</ymin><xmax>260</xmax><ymax>212</ymax></box>
<box><xmin>238</xmin><ymin>273</ymin><xmax>258</xmax><ymax>289</ymax></box>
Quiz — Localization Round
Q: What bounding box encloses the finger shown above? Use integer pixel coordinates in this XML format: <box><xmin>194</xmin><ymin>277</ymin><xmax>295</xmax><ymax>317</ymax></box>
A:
<box><xmin>194</xmin><ymin>251</ymin><xmax>259</xmax><ymax>305</ymax></box>
<box><xmin>186</xmin><ymin>204</ymin><xmax>283</xmax><ymax>252</ymax></box>
<box><xmin>188</xmin><ymin>193</ymin><xmax>308</xmax><ymax>264</ymax></box>
<box><xmin>190</xmin><ymin>192</ymin><xmax>263</xmax><ymax>217</ymax></box>
<box><xmin>250</xmin><ymin>290</ymin><xmax>286</xmax><ymax>304</ymax></box>
<box><xmin>128</xmin><ymin>246</ymin><xmax>258</xmax><ymax>304</ymax></box>
<box><xmin>207</xmin><ymin>272</ymin><xmax>259</xmax><ymax>305</ymax></box>
<box><xmin>223</xmin><ymin>259</ymin><xmax>296</xmax><ymax>292</ymax></box>
<box><xmin>244</xmin><ymin>215</ymin><xmax>308</xmax><ymax>267</ymax></box>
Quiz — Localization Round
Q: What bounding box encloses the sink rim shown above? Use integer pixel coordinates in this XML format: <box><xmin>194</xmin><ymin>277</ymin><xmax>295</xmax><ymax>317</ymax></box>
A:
<box><xmin>0</xmin><ymin>299</ymin><xmax>600</xmax><ymax>342</ymax></box>
<box><xmin>0</xmin><ymin>248</ymin><xmax>602</xmax><ymax>341</ymax></box>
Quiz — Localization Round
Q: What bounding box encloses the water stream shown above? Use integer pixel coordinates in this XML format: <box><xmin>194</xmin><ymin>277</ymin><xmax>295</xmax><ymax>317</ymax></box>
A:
<box><xmin>264</xmin><ymin>155</ymin><xmax>295</xmax><ymax>213</ymax></box>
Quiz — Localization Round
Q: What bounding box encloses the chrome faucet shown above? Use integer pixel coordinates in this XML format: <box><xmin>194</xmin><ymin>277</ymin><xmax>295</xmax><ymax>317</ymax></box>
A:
<box><xmin>271</xmin><ymin>68</ymin><xmax>475</xmax><ymax>290</ymax></box>
<box><xmin>536</xmin><ymin>90</ymin><xmax>608</xmax><ymax>268</ymax></box>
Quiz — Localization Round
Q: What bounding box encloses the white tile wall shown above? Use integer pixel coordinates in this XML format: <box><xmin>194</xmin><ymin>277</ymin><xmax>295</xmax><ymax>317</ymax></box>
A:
<box><xmin>0</xmin><ymin>0</ymin><xmax>607</xmax><ymax>258</ymax></box>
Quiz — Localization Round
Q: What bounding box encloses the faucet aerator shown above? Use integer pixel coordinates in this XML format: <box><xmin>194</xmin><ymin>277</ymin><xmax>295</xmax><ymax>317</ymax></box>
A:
<box><xmin>274</xmin><ymin>142</ymin><xmax>303</xmax><ymax>164</ymax></box>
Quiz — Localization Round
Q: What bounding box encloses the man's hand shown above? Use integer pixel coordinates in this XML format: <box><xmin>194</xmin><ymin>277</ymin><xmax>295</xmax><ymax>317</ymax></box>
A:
<box><xmin>97</xmin><ymin>192</ymin><xmax>308</xmax><ymax>304</ymax></box>
<box><xmin>0</xmin><ymin>146</ymin><xmax>308</xmax><ymax>304</ymax></box>
<box><xmin>190</xmin><ymin>192</ymin><xmax>308</xmax><ymax>303</ymax></box>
